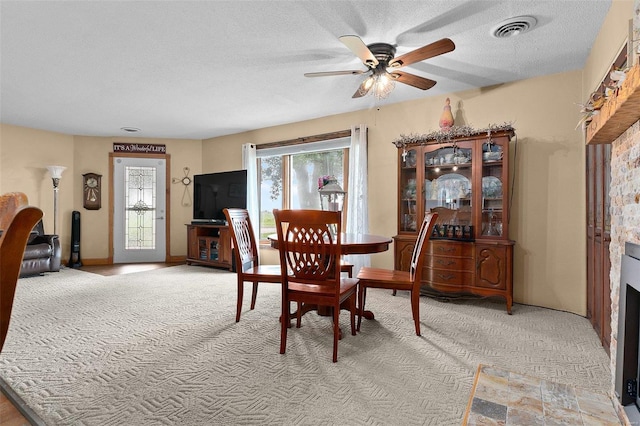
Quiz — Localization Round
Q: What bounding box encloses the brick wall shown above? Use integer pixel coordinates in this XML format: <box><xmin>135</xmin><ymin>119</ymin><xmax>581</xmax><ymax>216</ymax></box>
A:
<box><xmin>609</xmin><ymin>119</ymin><xmax>640</xmax><ymax>394</ymax></box>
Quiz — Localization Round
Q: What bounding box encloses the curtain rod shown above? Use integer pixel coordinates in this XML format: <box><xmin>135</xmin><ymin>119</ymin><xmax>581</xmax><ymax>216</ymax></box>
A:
<box><xmin>256</xmin><ymin>129</ymin><xmax>352</xmax><ymax>150</ymax></box>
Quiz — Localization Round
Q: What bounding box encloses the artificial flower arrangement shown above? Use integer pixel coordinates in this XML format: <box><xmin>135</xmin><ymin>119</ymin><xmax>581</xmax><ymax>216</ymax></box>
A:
<box><xmin>318</xmin><ymin>175</ymin><xmax>335</xmax><ymax>189</ymax></box>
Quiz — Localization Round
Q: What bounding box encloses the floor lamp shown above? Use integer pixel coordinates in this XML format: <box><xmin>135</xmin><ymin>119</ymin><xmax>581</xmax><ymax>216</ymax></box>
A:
<box><xmin>46</xmin><ymin>165</ymin><xmax>66</xmax><ymax>235</ymax></box>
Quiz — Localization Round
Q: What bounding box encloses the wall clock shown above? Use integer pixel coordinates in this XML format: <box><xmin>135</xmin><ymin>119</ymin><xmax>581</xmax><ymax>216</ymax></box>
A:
<box><xmin>82</xmin><ymin>172</ymin><xmax>102</xmax><ymax>210</ymax></box>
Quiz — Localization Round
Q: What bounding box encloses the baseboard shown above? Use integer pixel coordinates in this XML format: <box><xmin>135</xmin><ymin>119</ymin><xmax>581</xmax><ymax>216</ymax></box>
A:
<box><xmin>68</xmin><ymin>257</ymin><xmax>187</xmax><ymax>266</ymax></box>
<box><xmin>71</xmin><ymin>258</ymin><xmax>110</xmax><ymax>266</ymax></box>
<box><xmin>0</xmin><ymin>376</ymin><xmax>46</xmax><ymax>426</ymax></box>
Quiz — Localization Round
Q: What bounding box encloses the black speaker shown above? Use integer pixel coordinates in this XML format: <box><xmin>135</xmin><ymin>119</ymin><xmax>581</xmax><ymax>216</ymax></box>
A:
<box><xmin>68</xmin><ymin>210</ymin><xmax>82</xmax><ymax>268</ymax></box>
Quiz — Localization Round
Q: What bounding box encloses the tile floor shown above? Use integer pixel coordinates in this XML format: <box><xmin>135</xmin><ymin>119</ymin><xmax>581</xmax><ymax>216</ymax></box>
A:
<box><xmin>463</xmin><ymin>364</ymin><xmax>622</xmax><ymax>425</ymax></box>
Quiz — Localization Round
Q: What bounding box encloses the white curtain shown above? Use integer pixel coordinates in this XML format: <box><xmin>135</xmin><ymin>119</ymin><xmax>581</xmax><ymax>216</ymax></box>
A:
<box><xmin>345</xmin><ymin>124</ymin><xmax>369</xmax><ymax>273</ymax></box>
<box><xmin>242</xmin><ymin>143</ymin><xmax>259</xmax><ymax>241</ymax></box>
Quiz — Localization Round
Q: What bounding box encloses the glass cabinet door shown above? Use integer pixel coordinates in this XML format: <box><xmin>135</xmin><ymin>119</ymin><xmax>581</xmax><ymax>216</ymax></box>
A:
<box><xmin>424</xmin><ymin>142</ymin><xmax>474</xmax><ymax>240</ymax></box>
<box><xmin>480</xmin><ymin>138</ymin><xmax>507</xmax><ymax>238</ymax></box>
<box><xmin>399</xmin><ymin>148</ymin><xmax>419</xmax><ymax>232</ymax></box>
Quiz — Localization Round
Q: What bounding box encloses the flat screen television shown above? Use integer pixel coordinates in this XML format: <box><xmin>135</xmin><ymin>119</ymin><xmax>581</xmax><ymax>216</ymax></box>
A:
<box><xmin>193</xmin><ymin>170</ymin><xmax>247</xmax><ymax>224</ymax></box>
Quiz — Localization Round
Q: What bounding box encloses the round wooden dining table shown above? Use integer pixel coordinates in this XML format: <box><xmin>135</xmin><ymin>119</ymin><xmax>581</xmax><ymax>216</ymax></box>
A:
<box><xmin>267</xmin><ymin>232</ymin><xmax>392</xmax><ymax>321</ymax></box>
<box><xmin>267</xmin><ymin>233</ymin><xmax>392</xmax><ymax>254</ymax></box>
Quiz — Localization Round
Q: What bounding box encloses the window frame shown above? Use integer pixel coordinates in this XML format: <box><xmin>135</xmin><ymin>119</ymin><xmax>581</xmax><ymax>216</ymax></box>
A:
<box><xmin>256</xmin><ymin>130</ymin><xmax>351</xmax><ymax>242</ymax></box>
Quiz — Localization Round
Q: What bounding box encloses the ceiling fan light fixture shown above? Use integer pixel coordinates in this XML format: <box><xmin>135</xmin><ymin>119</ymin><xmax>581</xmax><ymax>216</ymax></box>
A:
<box><xmin>363</xmin><ymin>76</ymin><xmax>375</xmax><ymax>90</ymax></box>
<box><xmin>371</xmin><ymin>72</ymin><xmax>395</xmax><ymax>100</ymax></box>
<box><xmin>491</xmin><ymin>16</ymin><xmax>537</xmax><ymax>38</ymax></box>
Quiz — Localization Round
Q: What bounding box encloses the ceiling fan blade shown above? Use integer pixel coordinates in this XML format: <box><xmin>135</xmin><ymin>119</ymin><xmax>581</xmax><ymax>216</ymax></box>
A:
<box><xmin>389</xmin><ymin>38</ymin><xmax>455</xmax><ymax>68</ymax></box>
<box><xmin>339</xmin><ymin>35</ymin><xmax>379</xmax><ymax>68</ymax></box>
<box><xmin>304</xmin><ymin>70</ymin><xmax>365</xmax><ymax>77</ymax></box>
<box><xmin>391</xmin><ymin>71</ymin><xmax>437</xmax><ymax>90</ymax></box>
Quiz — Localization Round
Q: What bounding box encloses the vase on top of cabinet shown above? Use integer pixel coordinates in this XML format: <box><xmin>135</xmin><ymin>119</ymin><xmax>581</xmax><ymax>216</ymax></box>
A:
<box><xmin>394</xmin><ymin>126</ymin><xmax>516</xmax><ymax>314</ymax></box>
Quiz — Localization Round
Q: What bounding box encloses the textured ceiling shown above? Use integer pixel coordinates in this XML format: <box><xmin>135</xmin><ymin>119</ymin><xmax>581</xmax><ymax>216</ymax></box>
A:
<box><xmin>0</xmin><ymin>1</ymin><xmax>612</xmax><ymax>140</ymax></box>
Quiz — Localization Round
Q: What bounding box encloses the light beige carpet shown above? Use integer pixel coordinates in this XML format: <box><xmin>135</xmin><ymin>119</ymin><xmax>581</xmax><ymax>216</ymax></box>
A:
<box><xmin>0</xmin><ymin>266</ymin><xmax>611</xmax><ymax>425</ymax></box>
<box><xmin>463</xmin><ymin>364</ymin><xmax>621</xmax><ymax>425</ymax></box>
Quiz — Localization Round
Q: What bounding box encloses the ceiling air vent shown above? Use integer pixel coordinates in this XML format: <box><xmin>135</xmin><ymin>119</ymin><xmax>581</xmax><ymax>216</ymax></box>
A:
<box><xmin>491</xmin><ymin>16</ymin><xmax>537</xmax><ymax>38</ymax></box>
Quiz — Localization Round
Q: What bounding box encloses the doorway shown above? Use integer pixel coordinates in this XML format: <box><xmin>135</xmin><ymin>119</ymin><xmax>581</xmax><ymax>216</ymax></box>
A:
<box><xmin>111</xmin><ymin>155</ymin><xmax>168</xmax><ymax>263</ymax></box>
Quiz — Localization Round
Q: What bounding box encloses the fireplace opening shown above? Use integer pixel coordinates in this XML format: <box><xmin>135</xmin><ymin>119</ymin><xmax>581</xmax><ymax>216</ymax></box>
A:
<box><xmin>615</xmin><ymin>242</ymin><xmax>640</xmax><ymax>421</ymax></box>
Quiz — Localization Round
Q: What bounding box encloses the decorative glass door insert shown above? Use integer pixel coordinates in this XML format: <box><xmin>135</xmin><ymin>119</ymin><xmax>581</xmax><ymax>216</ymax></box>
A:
<box><xmin>124</xmin><ymin>165</ymin><xmax>157</xmax><ymax>250</ymax></box>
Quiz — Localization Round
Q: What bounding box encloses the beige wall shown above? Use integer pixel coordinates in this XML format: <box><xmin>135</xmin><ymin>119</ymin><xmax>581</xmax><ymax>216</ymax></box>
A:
<box><xmin>0</xmin><ymin>124</ymin><xmax>75</xmax><ymax>240</ymax></box>
<box><xmin>0</xmin><ymin>124</ymin><xmax>201</xmax><ymax>260</ymax></box>
<box><xmin>202</xmin><ymin>69</ymin><xmax>587</xmax><ymax>314</ymax></box>
<box><xmin>583</xmin><ymin>1</ymin><xmax>634</xmax><ymax>100</ymax></box>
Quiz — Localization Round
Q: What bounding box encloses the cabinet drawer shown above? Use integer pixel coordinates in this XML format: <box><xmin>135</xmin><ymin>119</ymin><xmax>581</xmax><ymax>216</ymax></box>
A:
<box><xmin>426</xmin><ymin>255</ymin><xmax>475</xmax><ymax>271</ymax></box>
<box><xmin>424</xmin><ymin>268</ymin><xmax>473</xmax><ymax>286</ymax></box>
<box><xmin>427</xmin><ymin>241</ymin><xmax>473</xmax><ymax>257</ymax></box>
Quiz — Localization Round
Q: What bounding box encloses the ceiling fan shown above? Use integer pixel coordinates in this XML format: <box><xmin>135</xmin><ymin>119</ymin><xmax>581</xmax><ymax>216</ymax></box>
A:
<box><xmin>304</xmin><ymin>35</ymin><xmax>455</xmax><ymax>99</ymax></box>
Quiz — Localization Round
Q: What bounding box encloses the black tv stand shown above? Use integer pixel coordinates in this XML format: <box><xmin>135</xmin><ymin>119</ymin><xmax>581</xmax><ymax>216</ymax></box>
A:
<box><xmin>191</xmin><ymin>219</ymin><xmax>227</xmax><ymax>225</ymax></box>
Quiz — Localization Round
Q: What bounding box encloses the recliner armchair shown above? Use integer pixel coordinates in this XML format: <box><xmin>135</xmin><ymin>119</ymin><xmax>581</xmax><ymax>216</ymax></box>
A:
<box><xmin>20</xmin><ymin>220</ymin><xmax>61</xmax><ymax>277</ymax></box>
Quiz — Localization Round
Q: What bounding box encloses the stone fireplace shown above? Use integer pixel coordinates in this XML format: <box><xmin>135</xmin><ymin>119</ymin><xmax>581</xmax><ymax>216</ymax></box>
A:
<box><xmin>614</xmin><ymin>242</ymin><xmax>640</xmax><ymax>421</ymax></box>
<box><xmin>609</xmin><ymin>119</ymin><xmax>640</xmax><ymax>422</ymax></box>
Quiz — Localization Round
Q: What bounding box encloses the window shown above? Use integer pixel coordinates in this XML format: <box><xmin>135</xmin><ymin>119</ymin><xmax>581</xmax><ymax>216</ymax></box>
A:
<box><xmin>257</xmin><ymin>137</ymin><xmax>350</xmax><ymax>240</ymax></box>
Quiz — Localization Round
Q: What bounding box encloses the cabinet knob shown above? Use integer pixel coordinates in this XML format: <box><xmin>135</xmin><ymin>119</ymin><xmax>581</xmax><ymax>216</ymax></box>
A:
<box><xmin>437</xmin><ymin>259</ymin><xmax>455</xmax><ymax>266</ymax></box>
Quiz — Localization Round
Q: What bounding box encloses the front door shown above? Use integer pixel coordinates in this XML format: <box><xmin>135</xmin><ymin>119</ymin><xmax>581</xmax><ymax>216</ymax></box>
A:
<box><xmin>113</xmin><ymin>156</ymin><xmax>167</xmax><ymax>263</ymax></box>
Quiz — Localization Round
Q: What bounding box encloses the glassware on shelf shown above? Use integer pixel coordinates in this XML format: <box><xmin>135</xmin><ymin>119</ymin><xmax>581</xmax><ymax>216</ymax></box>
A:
<box><xmin>403</xmin><ymin>214</ymin><xmax>417</xmax><ymax>231</ymax></box>
<box><xmin>404</xmin><ymin>150</ymin><xmax>417</xmax><ymax>167</ymax></box>
<box><xmin>405</xmin><ymin>178</ymin><xmax>417</xmax><ymax>199</ymax></box>
<box><xmin>483</xmin><ymin>151</ymin><xmax>503</xmax><ymax>162</ymax></box>
<box><xmin>482</xmin><ymin>176</ymin><xmax>502</xmax><ymax>198</ymax></box>
<box><xmin>483</xmin><ymin>142</ymin><xmax>503</xmax><ymax>162</ymax></box>
<box><xmin>482</xmin><ymin>209</ymin><xmax>502</xmax><ymax>236</ymax></box>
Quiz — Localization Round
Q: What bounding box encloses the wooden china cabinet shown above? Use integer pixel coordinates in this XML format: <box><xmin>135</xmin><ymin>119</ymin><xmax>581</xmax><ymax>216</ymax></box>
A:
<box><xmin>393</xmin><ymin>126</ymin><xmax>516</xmax><ymax>313</ymax></box>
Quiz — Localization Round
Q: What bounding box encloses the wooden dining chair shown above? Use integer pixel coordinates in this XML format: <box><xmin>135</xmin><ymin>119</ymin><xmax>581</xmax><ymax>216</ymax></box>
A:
<box><xmin>273</xmin><ymin>209</ymin><xmax>358</xmax><ymax>363</ymax></box>
<box><xmin>339</xmin><ymin>259</ymin><xmax>354</xmax><ymax>277</ymax></box>
<box><xmin>1</xmin><ymin>192</ymin><xmax>43</xmax><ymax>353</ymax></box>
<box><xmin>356</xmin><ymin>212</ymin><xmax>438</xmax><ymax>336</ymax></box>
<box><xmin>223</xmin><ymin>208</ymin><xmax>281</xmax><ymax>322</ymax></box>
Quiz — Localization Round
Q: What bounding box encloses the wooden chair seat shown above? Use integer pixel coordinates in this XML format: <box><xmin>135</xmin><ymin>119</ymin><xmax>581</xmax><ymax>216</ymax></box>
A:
<box><xmin>287</xmin><ymin>279</ymin><xmax>359</xmax><ymax>297</ymax></box>
<box><xmin>243</xmin><ymin>264</ymin><xmax>282</xmax><ymax>281</ymax></box>
<box><xmin>357</xmin><ymin>212</ymin><xmax>438</xmax><ymax>336</ymax></box>
<box><xmin>355</xmin><ymin>267</ymin><xmax>412</xmax><ymax>290</ymax></box>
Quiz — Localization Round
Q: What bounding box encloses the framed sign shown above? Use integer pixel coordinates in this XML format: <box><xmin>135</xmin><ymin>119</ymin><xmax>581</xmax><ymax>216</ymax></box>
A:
<box><xmin>113</xmin><ymin>143</ymin><xmax>166</xmax><ymax>154</ymax></box>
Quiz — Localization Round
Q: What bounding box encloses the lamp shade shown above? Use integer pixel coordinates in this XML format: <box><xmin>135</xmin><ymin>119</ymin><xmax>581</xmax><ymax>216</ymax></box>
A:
<box><xmin>46</xmin><ymin>165</ymin><xmax>66</xmax><ymax>179</ymax></box>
